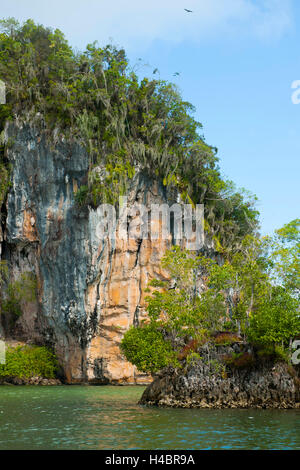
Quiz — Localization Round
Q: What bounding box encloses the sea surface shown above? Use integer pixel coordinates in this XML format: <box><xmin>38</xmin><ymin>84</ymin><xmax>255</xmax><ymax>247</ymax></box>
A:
<box><xmin>0</xmin><ymin>385</ymin><xmax>299</xmax><ymax>450</ymax></box>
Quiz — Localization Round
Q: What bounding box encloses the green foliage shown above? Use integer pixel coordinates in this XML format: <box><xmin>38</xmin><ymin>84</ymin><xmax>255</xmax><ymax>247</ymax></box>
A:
<box><xmin>185</xmin><ymin>351</ymin><xmax>202</xmax><ymax>367</ymax></box>
<box><xmin>195</xmin><ymin>235</ymin><xmax>271</xmax><ymax>334</ymax></box>
<box><xmin>0</xmin><ymin>259</ymin><xmax>8</xmax><ymax>287</ymax></box>
<box><xmin>146</xmin><ymin>246</ymin><xmax>224</xmax><ymax>341</ymax></box>
<box><xmin>197</xmin><ymin>233</ymin><xmax>299</xmax><ymax>344</ymax></box>
<box><xmin>0</xmin><ymin>17</ymin><xmax>259</xmax><ymax>250</ymax></box>
<box><xmin>256</xmin><ymin>344</ymin><xmax>289</xmax><ymax>363</ymax></box>
<box><xmin>122</xmin><ymin>229</ymin><xmax>299</xmax><ymax>374</ymax></box>
<box><xmin>87</xmin><ymin>156</ymin><xmax>136</xmax><ymax>206</ymax></box>
<box><xmin>74</xmin><ymin>185</ymin><xmax>89</xmax><ymax>206</ymax></box>
<box><xmin>120</xmin><ymin>323</ymin><xmax>177</xmax><ymax>374</ymax></box>
<box><xmin>247</xmin><ymin>286</ymin><xmax>300</xmax><ymax>347</ymax></box>
<box><xmin>267</xmin><ymin>219</ymin><xmax>300</xmax><ymax>298</ymax></box>
<box><xmin>0</xmin><ymin>345</ymin><xmax>58</xmax><ymax>379</ymax></box>
<box><xmin>0</xmin><ymin>271</ymin><xmax>37</xmax><ymax>318</ymax></box>
<box><xmin>160</xmin><ymin>245</ymin><xmax>200</xmax><ymax>292</ymax></box>
<box><xmin>145</xmin><ymin>287</ymin><xmax>208</xmax><ymax>341</ymax></box>
<box><xmin>206</xmin><ymin>358</ymin><xmax>227</xmax><ymax>376</ymax></box>
<box><xmin>0</xmin><ymin>163</ymin><xmax>10</xmax><ymax>207</ymax></box>
<box><xmin>121</xmin><ymin>247</ymin><xmax>220</xmax><ymax>373</ymax></box>
<box><xmin>0</xmin><ymin>161</ymin><xmax>10</xmax><ymax>207</ymax></box>
<box><xmin>0</xmin><ymin>127</ymin><xmax>11</xmax><ymax>208</ymax></box>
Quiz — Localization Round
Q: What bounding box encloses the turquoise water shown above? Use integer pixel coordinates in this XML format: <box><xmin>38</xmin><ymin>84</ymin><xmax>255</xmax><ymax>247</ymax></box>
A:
<box><xmin>0</xmin><ymin>385</ymin><xmax>299</xmax><ymax>450</ymax></box>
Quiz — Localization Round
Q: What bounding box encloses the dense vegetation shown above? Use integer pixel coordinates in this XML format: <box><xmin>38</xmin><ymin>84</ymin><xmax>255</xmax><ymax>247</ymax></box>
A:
<box><xmin>121</xmin><ymin>220</ymin><xmax>300</xmax><ymax>373</ymax></box>
<box><xmin>0</xmin><ymin>17</ymin><xmax>259</xmax><ymax>252</ymax></box>
<box><xmin>0</xmin><ymin>345</ymin><xmax>58</xmax><ymax>379</ymax></box>
<box><xmin>0</xmin><ymin>18</ymin><xmax>298</xmax><ymax>377</ymax></box>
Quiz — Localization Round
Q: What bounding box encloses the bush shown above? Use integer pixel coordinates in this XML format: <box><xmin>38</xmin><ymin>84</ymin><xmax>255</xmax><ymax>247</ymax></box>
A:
<box><xmin>0</xmin><ymin>345</ymin><xmax>58</xmax><ymax>379</ymax></box>
<box><xmin>120</xmin><ymin>324</ymin><xmax>178</xmax><ymax>374</ymax></box>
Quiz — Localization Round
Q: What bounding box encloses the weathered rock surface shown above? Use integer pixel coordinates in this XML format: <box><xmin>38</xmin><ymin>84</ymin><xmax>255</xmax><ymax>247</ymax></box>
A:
<box><xmin>0</xmin><ymin>376</ymin><xmax>62</xmax><ymax>386</ymax></box>
<box><xmin>0</xmin><ymin>121</ymin><xmax>180</xmax><ymax>384</ymax></box>
<box><xmin>140</xmin><ymin>343</ymin><xmax>300</xmax><ymax>409</ymax></box>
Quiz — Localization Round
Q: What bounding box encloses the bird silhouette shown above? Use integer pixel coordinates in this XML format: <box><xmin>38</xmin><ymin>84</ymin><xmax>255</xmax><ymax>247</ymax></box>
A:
<box><xmin>153</xmin><ymin>68</ymin><xmax>159</xmax><ymax>74</ymax></box>
<box><xmin>173</xmin><ymin>72</ymin><xmax>180</xmax><ymax>77</ymax></box>
<box><xmin>184</xmin><ymin>8</ymin><xmax>193</xmax><ymax>13</ymax></box>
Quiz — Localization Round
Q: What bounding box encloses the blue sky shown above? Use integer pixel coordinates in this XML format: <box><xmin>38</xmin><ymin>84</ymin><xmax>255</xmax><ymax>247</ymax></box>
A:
<box><xmin>1</xmin><ymin>0</ymin><xmax>299</xmax><ymax>235</ymax></box>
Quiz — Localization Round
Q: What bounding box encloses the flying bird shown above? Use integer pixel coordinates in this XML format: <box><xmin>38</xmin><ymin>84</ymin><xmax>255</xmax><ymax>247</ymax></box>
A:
<box><xmin>184</xmin><ymin>8</ymin><xmax>193</xmax><ymax>13</ymax></box>
<box><xmin>173</xmin><ymin>72</ymin><xmax>180</xmax><ymax>77</ymax></box>
<box><xmin>153</xmin><ymin>68</ymin><xmax>159</xmax><ymax>74</ymax></box>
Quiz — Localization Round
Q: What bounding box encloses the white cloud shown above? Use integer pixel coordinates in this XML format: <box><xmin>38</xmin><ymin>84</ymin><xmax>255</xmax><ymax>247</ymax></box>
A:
<box><xmin>0</xmin><ymin>0</ymin><xmax>294</xmax><ymax>50</ymax></box>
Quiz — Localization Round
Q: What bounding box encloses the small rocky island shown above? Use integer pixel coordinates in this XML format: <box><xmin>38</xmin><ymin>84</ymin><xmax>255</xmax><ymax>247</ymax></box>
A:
<box><xmin>140</xmin><ymin>339</ymin><xmax>300</xmax><ymax>409</ymax></box>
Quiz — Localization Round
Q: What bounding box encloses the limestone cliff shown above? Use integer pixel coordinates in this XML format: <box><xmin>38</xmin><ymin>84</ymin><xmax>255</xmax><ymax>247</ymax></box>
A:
<box><xmin>0</xmin><ymin>121</ymin><xmax>180</xmax><ymax>384</ymax></box>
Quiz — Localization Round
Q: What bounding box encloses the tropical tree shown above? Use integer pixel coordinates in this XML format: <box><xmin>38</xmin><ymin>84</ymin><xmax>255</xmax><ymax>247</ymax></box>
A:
<box><xmin>121</xmin><ymin>223</ymin><xmax>300</xmax><ymax>373</ymax></box>
<box><xmin>267</xmin><ymin>219</ymin><xmax>300</xmax><ymax>298</ymax></box>
<box><xmin>247</xmin><ymin>286</ymin><xmax>300</xmax><ymax>348</ymax></box>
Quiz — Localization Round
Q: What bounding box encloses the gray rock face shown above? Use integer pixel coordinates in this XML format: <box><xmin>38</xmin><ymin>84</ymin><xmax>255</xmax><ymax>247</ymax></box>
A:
<box><xmin>2</xmin><ymin>122</ymin><xmax>92</xmax><ymax>380</ymax></box>
<box><xmin>0</xmin><ymin>121</ymin><xmax>182</xmax><ymax>383</ymax></box>
<box><xmin>140</xmin><ymin>343</ymin><xmax>300</xmax><ymax>408</ymax></box>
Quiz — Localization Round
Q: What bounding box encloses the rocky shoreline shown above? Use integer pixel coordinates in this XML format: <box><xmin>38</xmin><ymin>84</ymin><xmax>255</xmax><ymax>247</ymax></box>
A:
<box><xmin>139</xmin><ymin>342</ymin><xmax>300</xmax><ymax>409</ymax></box>
<box><xmin>0</xmin><ymin>376</ymin><xmax>62</xmax><ymax>386</ymax></box>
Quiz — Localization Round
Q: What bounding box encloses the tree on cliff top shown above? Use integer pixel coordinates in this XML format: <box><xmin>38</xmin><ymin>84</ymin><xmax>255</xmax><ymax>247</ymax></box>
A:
<box><xmin>0</xmin><ymin>17</ymin><xmax>259</xmax><ymax>252</ymax></box>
